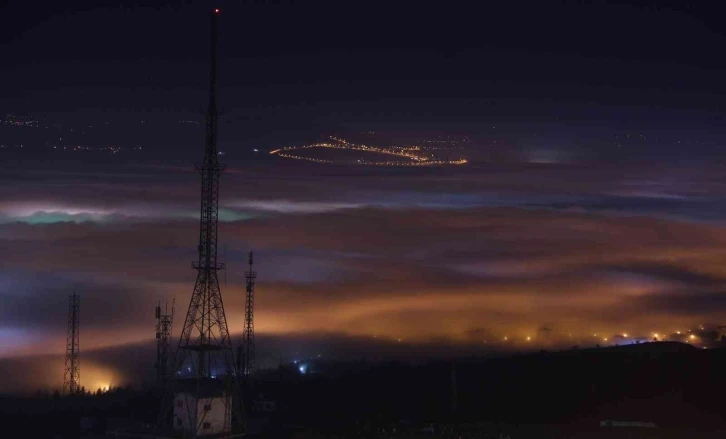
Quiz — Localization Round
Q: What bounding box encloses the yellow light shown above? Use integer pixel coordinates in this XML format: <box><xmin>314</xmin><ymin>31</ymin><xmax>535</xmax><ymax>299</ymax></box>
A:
<box><xmin>676</xmin><ymin>331</ymin><xmax>681</xmax><ymax>335</ymax></box>
<box><xmin>623</xmin><ymin>333</ymin><xmax>628</xmax><ymax>337</ymax></box>
<box><xmin>504</xmin><ymin>336</ymin><xmax>508</xmax><ymax>341</ymax></box>
<box><xmin>526</xmin><ymin>336</ymin><xmax>531</xmax><ymax>341</ymax></box>
<box><xmin>603</xmin><ymin>338</ymin><xmax>608</xmax><ymax>341</ymax></box>
<box><xmin>689</xmin><ymin>334</ymin><xmax>696</xmax><ymax>340</ymax></box>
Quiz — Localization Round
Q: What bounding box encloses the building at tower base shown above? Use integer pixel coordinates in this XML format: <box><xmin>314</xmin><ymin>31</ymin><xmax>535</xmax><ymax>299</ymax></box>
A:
<box><xmin>173</xmin><ymin>380</ymin><xmax>232</xmax><ymax>436</ymax></box>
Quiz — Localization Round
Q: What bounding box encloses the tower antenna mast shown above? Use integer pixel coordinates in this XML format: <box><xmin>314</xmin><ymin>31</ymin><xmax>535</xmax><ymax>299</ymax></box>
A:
<box><xmin>63</xmin><ymin>291</ymin><xmax>80</xmax><ymax>395</ymax></box>
<box><xmin>157</xmin><ymin>8</ymin><xmax>244</xmax><ymax>435</ymax></box>
<box><xmin>243</xmin><ymin>251</ymin><xmax>257</xmax><ymax>376</ymax></box>
<box><xmin>155</xmin><ymin>299</ymin><xmax>174</xmax><ymax>389</ymax></box>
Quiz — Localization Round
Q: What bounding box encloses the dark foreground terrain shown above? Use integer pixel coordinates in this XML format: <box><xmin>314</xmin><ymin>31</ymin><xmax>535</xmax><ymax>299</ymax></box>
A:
<box><xmin>3</xmin><ymin>342</ymin><xmax>726</xmax><ymax>438</ymax></box>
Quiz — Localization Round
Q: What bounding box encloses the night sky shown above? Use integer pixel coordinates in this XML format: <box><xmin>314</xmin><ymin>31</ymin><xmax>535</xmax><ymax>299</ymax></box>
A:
<box><xmin>2</xmin><ymin>0</ymin><xmax>726</xmax><ymax>393</ymax></box>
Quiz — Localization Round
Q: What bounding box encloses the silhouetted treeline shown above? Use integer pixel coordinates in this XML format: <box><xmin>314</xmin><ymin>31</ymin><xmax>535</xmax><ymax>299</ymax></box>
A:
<box><xmin>0</xmin><ymin>385</ymin><xmax>157</xmax><ymax>438</ymax></box>
<box><xmin>4</xmin><ymin>342</ymin><xmax>726</xmax><ymax>437</ymax></box>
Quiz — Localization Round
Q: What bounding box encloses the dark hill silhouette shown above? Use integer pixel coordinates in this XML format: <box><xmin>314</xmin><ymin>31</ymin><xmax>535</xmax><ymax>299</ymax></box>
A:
<box><xmin>576</xmin><ymin>341</ymin><xmax>700</xmax><ymax>354</ymax></box>
<box><xmin>3</xmin><ymin>341</ymin><xmax>726</xmax><ymax>437</ymax></box>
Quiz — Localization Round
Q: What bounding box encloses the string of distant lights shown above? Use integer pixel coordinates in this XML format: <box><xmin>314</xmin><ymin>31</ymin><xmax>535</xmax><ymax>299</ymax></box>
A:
<box><xmin>375</xmin><ymin>326</ymin><xmax>715</xmax><ymax>349</ymax></box>
<box><xmin>484</xmin><ymin>327</ymin><xmax>710</xmax><ymax>347</ymax></box>
<box><xmin>279</xmin><ymin>327</ymin><xmax>714</xmax><ymax>377</ymax></box>
<box><xmin>269</xmin><ymin>136</ymin><xmax>468</xmax><ymax>166</ymax></box>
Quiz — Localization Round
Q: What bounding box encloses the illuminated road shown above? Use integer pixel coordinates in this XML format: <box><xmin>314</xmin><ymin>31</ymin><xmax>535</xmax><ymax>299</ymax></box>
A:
<box><xmin>269</xmin><ymin>136</ymin><xmax>468</xmax><ymax>167</ymax></box>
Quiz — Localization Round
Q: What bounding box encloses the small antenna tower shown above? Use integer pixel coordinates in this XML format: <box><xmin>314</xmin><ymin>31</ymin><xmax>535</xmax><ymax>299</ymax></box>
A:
<box><xmin>155</xmin><ymin>299</ymin><xmax>175</xmax><ymax>388</ymax></box>
<box><xmin>63</xmin><ymin>291</ymin><xmax>80</xmax><ymax>395</ymax></box>
<box><xmin>243</xmin><ymin>251</ymin><xmax>257</xmax><ymax>376</ymax></box>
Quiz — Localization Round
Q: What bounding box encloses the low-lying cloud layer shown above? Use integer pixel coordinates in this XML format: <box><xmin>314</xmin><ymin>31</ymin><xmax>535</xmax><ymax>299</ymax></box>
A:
<box><xmin>2</xmin><ymin>158</ymin><xmax>726</xmax><ymax>391</ymax></box>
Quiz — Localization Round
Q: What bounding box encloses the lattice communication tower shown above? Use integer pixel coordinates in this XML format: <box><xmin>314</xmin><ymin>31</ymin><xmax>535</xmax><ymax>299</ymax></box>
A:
<box><xmin>157</xmin><ymin>7</ymin><xmax>245</xmax><ymax>434</ymax></box>
<box><xmin>243</xmin><ymin>251</ymin><xmax>256</xmax><ymax>376</ymax></box>
<box><xmin>63</xmin><ymin>291</ymin><xmax>80</xmax><ymax>395</ymax></box>
<box><xmin>155</xmin><ymin>300</ymin><xmax>175</xmax><ymax>388</ymax></box>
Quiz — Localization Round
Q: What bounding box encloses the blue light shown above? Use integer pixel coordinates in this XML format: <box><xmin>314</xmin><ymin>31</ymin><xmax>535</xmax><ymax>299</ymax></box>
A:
<box><xmin>298</xmin><ymin>364</ymin><xmax>307</xmax><ymax>374</ymax></box>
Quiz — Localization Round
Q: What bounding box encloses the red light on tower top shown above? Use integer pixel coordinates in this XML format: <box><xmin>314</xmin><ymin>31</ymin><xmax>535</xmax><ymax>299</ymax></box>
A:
<box><xmin>214</xmin><ymin>8</ymin><xmax>220</xmax><ymax>14</ymax></box>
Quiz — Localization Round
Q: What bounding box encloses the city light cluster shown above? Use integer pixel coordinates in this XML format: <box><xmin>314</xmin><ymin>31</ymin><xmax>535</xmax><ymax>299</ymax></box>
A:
<box><xmin>51</xmin><ymin>144</ymin><xmax>124</xmax><ymax>154</ymax></box>
<box><xmin>2</xmin><ymin>113</ymin><xmax>38</xmax><ymax>127</ymax></box>
<box><xmin>270</xmin><ymin>136</ymin><xmax>468</xmax><ymax>167</ymax></box>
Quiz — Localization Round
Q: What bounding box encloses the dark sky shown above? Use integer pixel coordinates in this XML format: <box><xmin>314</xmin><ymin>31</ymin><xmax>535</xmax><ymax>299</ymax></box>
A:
<box><xmin>3</xmin><ymin>1</ymin><xmax>726</xmax><ymax>115</ymax></box>
<box><xmin>2</xmin><ymin>0</ymin><xmax>726</xmax><ymax>393</ymax></box>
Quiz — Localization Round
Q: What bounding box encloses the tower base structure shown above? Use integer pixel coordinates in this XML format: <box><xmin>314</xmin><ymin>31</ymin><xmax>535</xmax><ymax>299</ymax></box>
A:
<box><xmin>173</xmin><ymin>379</ymin><xmax>232</xmax><ymax>436</ymax></box>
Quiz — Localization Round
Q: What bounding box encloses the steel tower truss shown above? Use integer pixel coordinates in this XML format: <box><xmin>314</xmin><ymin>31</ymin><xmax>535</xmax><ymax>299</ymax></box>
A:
<box><xmin>63</xmin><ymin>292</ymin><xmax>80</xmax><ymax>395</ymax></box>
<box><xmin>243</xmin><ymin>252</ymin><xmax>256</xmax><ymax>376</ymax></box>
<box><xmin>158</xmin><ymin>8</ymin><xmax>244</xmax><ymax>435</ymax></box>
<box><xmin>155</xmin><ymin>300</ymin><xmax>174</xmax><ymax>388</ymax></box>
